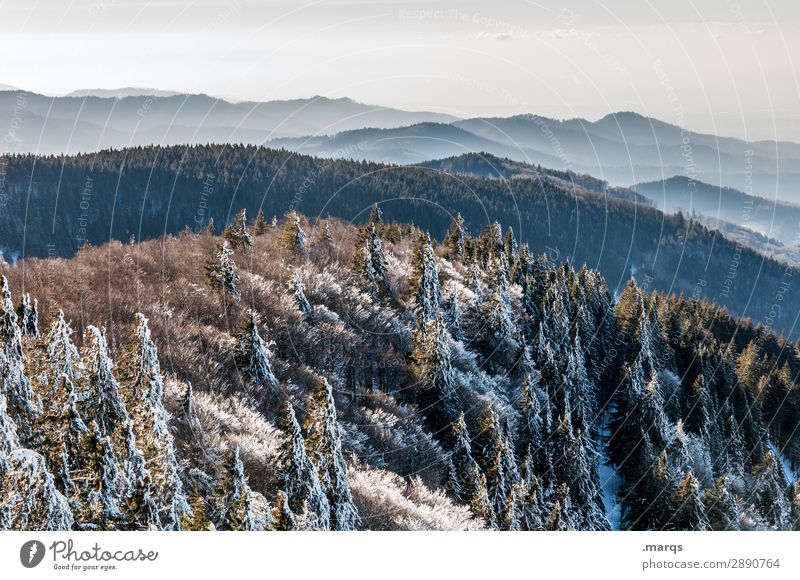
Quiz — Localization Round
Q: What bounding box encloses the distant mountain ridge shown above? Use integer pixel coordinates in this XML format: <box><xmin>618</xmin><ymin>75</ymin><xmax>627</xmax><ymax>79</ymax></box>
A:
<box><xmin>0</xmin><ymin>90</ymin><xmax>459</xmax><ymax>154</ymax></box>
<box><xmin>419</xmin><ymin>152</ymin><xmax>651</xmax><ymax>205</ymax></box>
<box><xmin>635</xmin><ymin>176</ymin><xmax>800</xmax><ymax>246</ymax></box>
<box><xmin>65</xmin><ymin>87</ymin><xmax>186</xmax><ymax>98</ymax></box>
<box><xmin>3</xmin><ymin>89</ymin><xmax>800</xmax><ymax>202</ymax></box>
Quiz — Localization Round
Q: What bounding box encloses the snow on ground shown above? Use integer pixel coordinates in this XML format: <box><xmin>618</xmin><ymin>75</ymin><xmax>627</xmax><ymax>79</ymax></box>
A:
<box><xmin>598</xmin><ymin>414</ymin><xmax>622</xmax><ymax>530</ymax></box>
<box><xmin>768</xmin><ymin>441</ymin><xmax>798</xmax><ymax>484</ymax></box>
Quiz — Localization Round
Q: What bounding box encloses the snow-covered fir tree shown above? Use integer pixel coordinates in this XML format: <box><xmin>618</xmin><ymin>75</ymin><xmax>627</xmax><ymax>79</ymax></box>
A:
<box><xmin>117</xmin><ymin>313</ymin><xmax>187</xmax><ymax>530</ymax></box>
<box><xmin>410</xmin><ymin>315</ymin><xmax>459</xmax><ymax>432</ymax></box>
<box><xmin>289</xmin><ymin>269</ymin><xmax>312</xmax><ymax>317</ymax></box>
<box><xmin>409</xmin><ymin>232</ymin><xmax>441</xmax><ymax>322</ymax></box>
<box><xmin>214</xmin><ymin>446</ymin><xmax>257</xmax><ymax>531</ymax></box>
<box><xmin>276</xmin><ymin>400</ymin><xmax>330</xmax><ymax>529</ymax></box>
<box><xmin>279</xmin><ymin>211</ymin><xmax>308</xmax><ymax>257</ymax></box>
<box><xmin>0</xmin><ymin>277</ymin><xmax>39</xmax><ymax>441</ymax></box>
<box><xmin>17</xmin><ymin>293</ymin><xmax>40</xmax><ymax>338</ymax></box>
<box><xmin>443</xmin><ymin>213</ymin><xmax>467</xmax><ymax>260</ymax></box>
<box><xmin>352</xmin><ymin>222</ymin><xmax>387</xmax><ymax>293</ymax></box>
<box><xmin>271</xmin><ymin>490</ymin><xmax>298</xmax><ymax>531</ymax></box>
<box><xmin>233</xmin><ymin>309</ymin><xmax>279</xmax><ymax>395</ymax></box>
<box><xmin>223</xmin><ymin>208</ymin><xmax>253</xmax><ymax>249</ymax></box>
<box><xmin>303</xmin><ymin>378</ymin><xmax>359</xmax><ymax>530</ymax></box>
<box><xmin>205</xmin><ymin>240</ymin><xmax>240</xmax><ymax>298</ymax></box>
<box><xmin>0</xmin><ymin>449</ymin><xmax>74</xmax><ymax>530</ymax></box>
<box><xmin>252</xmin><ymin>208</ymin><xmax>267</xmax><ymax>237</ymax></box>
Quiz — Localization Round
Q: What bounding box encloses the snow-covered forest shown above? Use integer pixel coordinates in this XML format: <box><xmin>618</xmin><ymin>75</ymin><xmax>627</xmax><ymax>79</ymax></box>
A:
<box><xmin>1</xmin><ymin>208</ymin><xmax>799</xmax><ymax>531</ymax></box>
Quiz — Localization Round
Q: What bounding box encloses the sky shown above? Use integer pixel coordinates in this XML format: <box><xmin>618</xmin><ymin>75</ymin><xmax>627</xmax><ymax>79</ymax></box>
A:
<box><xmin>2</xmin><ymin>0</ymin><xmax>800</xmax><ymax>140</ymax></box>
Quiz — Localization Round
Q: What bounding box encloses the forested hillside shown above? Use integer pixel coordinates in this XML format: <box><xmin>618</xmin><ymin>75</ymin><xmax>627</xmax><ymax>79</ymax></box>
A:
<box><xmin>1</xmin><ymin>211</ymin><xmax>799</xmax><ymax>530</ymax></box>
<box><xmin>2</xmin><ymin>145</ymin><xmax>800</xmax><ymax>337</ymax></box>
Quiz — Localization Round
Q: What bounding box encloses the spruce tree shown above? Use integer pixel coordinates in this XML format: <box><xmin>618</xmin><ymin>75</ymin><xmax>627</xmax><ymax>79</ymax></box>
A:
<box><xmin>0</xmin><ymin>277</ymin><xmax>39</xmax><ymax>441</ymax></box>
<box><xmin>223</xmin><ymin>208</ymin><xmax>253</xmax><ymax>249</ymax></box>
<box><xmin>289</xmin><ymin>270</ymin><xmax>312</xmax><ymax>317</ymax></box>
<box><xmin>470</xmin><ymin>471</ymin><xmax>494</xmax><ymax>527</ymax></box>
<box><xmin>252</xmin><ymin>208</ymin><xmax>267</xmax><ymax>237</ymax></box>
<box><xmin>271</xmin><ymin>490</ymin><xmax>298</xmax><ymax>531</ymax></box>
<box><xmin>352</xmin><ymin>222</ymin><xmax>387</xmax><ymax>292</ymax></box>
<box><xmin>448</xmin><ymin>413</ymin><xmax>481</xmax><ymax>505</ymax></box>
<box><xmin>408</xmin><ymin>232</ymin><xmax>441</xmax><ymax>322</ymax></box>
<box><xmin>233</xmin><ymin>309</ymin><xmax>279</xmax><ymax>395</ymax></box>
<box><xmin>17</xmin><ymin>293</ymin><xmax>40</xmax><ymax>338</ymax></box>
<box><xmin>317</xmin><ymin>222</ymin><xmax>336</xmax><ymax>253</ymax></box>
<box><xmin>670</xmin><ymin>471</ymin><xmax>709</xmax><ymax>530</ymax></box>
<box><xmin>303</xmin><ymin>378</ymin><xmax>359</xmax><ymax>530</ymax></box>
<box><xmin>0</xmin><ymin>449</ymin><xmax>74</xmax><ymax>530</ymax></box>
<box><xmin>703</xmin><ymin>475</ymin><xmax>740</xmax><ymax>531</ymax></box>
<box><xmin>277</xmin><ymin>400</ymin><xmax>330</xmax><ymax>529</ymax></box>
<box><xmin>78</xmin><ymin>326</ymin><xmax>129</xmax><ymax>439</ymax></box>
<box><xmin>205</xmin><ymin>240</ymin><xmax>240</xmax><ymax>298</ymax></box>
<box><xmin>791</xmin><ymin>480</ymin><xmax>800</xmax><ymax>531</ymax></box>
<box><xmin>442</xmin><ymin>289</ymin><xmax>463</xmax><ymax>341</ymax></box>
<box><xmin>180</xmin><ymin>487</ymin><xmax>212</xmax><ymax>531</ymax></box>
<box><xmin>443</xmin><ymin>213</ymin><xmax>467</xmax><ymax>260</ymax></box>
<box><xmin>279</xmin><ymin>211</ymin><xmax>308</xmax><ymax>257</ymax></box>
<box><xmin>214</xmin><ymin>446</ymin><xmax>257</xmax><ymax>531</ymax></box>
<box><xmin>117</xmin><ymin>313</ymin><xmax>187</xmax><ymax>530</ymax></box>
<box><xmin>749</xmin><ymin>451</ymin><xmax>791</xmax><ymax>529</ymax></box>
<box><xmin>410</xmin><ymin>315</ymin><xmax>459</xmax><ymax>432</ymax></box>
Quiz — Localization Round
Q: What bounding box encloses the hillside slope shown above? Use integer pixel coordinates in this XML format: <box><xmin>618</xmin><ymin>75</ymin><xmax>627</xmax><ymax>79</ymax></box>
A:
<box><xmin>1</xmin><ymin>214</ymin><xmax>799</xmax><ymax>531</ymax></box>
<box><xmin>2</xmin><ymin>145</ymin><xmax>799</xmax><ymax>337</ymax></box>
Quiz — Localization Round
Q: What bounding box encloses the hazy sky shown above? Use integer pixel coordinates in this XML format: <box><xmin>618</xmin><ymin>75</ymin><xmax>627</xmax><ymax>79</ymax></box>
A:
<box><xmin>2</xmin><ymin>0</ymin><xmax>800</xmax><ymax>139</ymax></box>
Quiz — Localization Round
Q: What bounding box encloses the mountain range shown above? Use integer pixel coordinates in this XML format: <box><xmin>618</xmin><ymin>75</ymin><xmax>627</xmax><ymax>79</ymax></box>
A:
<box><xmin>3</xmin><ymin>89</ymin><xmax>800</xmax><ymax>203</ymax></box>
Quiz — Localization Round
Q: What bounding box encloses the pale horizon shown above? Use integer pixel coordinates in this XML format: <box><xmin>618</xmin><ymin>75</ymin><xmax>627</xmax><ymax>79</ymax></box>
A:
<box><xmin>2</xmin><ymin>0</ymin><xmax>800</xmax><ymax>141</ymax></box>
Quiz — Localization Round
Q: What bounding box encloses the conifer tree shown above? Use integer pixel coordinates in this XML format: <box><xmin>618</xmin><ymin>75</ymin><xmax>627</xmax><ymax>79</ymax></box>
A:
<box><xmin>791</xmin><ymin>481</ymin><xmax>800</xmax><ymax>531</ymax></box>
<box><xmin>17</xmin><ymin>293</ymin><xmax>39</xmax><ymax>338</ymax></box>
<box><xmin>117</xmin><ymin>313</ymin><xmax>187</xmax><ymax>530</ymax></box>
<box><xmin>180</xmin><ymin>487</ymin><xmax>212</xmax><ymax>531</ymax></box>
<box><xmin>0</xmin><ymin>277</ymin><xmax>38</xmax><ymax>440</ymax></box>
<box><xmin>408</xmin><ymin>233</ymin><xmax>441</xmax><ymax>322</ymax></box>
<box><xmin>470</xmin><ymin>471</ymin><xmax>494</xmax><ymax>527</ymax></box>
<box><xmin>750</xmin><ymin>451</ymin><xmax>791</xmax><ymax>529</ymax></box>
<box><xmin>352</xmin><ymin>222</ymin><xmax>387</xmax><ymax>292</ymax></box>
<box><xmin>271</xmin><ymin>490</ymin><xmax>298</xmax><ymax>531</ymax></box>
<box><xmin>703</xmin><ymin>475</ymin><xmax>740</xmax><ymax>531</ymax></box>
<box><xmin>205</xmin><ymin>240</ymin><xmax>240</xmax><ymax>298</ymax></box>
<box><xmin>303</xmin><ymin>378</ymin><xmax>359</xmax><ymax>530</ymax></box>
<box><xmin>670</xmin><ymin>471</ymin><xmax>709</xmax><ymax>531</ymax></box>
<box><xmin>72</xmin><ymin>422</ymin><xmax>121</xmax><ymax>528</ymax></box>
<box><xmin>448</xmin><ymin>413</ymin><xmax>481</xmax><ymax>504</ymax></box>
<box><xmin>474</xmin><ymin>406</ymin><xmax>519</xmax><ymax>526</ymax></box>
<box><xmin>277</xmin><ymin>401</ymin><xmax>330</xmax><ymax>529</ymax></box>
<box><xmin>33</xmin><ymin>374</ymin><xmax>86</xmax><ymax>501</ymax></box>
<box><xmin>518</xmin><ymin>453</ymin><xmax>546</xmax><ymax>530</ymax></box>
<box><xmin>442</xmin><ymin>289</ymin><xmax>463</xmax><ymax>341</ymax></box>
<box><xmin>289</xmin><ymin>270</ymin><xmax>312</xmax><ymax>317</ymax></box>
<box><xmin>443</xmin><ymin>212</ymin><xmax>467</xmax><ymax>260</ymax></box>
<box><xmin>223</xmin><ymin>208</ymin><xmax>253</xmax><ymax>249</ymax></box>
<box><xmin>0</xmin><ymin>449</ymin><xmax>74</xmax><ymax>530</ymax></box>
<box><xmin>252</xmin><ymin>208</ymin><xmax>267</xmax><ymax>237</ymax></box>
<box><xmin>78</xmin><ymin>326</ymin><xmax>129</xmax><ymax>439</ymax></box>
<box><xmin>279</xmin><ymin>211</ymin><xmax>308</xmax><ymax>257</ymax></box>
<box><xmin>410</xmin><ymin>315</ymin><xmax>459</xmax><ymax>431</ymax></box>
<box><xmin>317</xmin><ymin>222</ymin><xmax>336</xmax><ymax>253</ymax></box>
<box><xmin>368</xmin><ymin>203</ymin><xmax>383</xmax><ymax>227</ymax></box>
<box><xmin>214</xmin><ymin>446</ymin><xmax>257</xmax><ymax>531</ymax></box>
<box><xmin>547</xmin><ymin>483</ymin><xmax>575</xmax><ymax>531</ymax></box>
<box><xmin>233</xmin><ymin>309</ymin><xmax>279</xmax><ymax>395</ymax></box>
